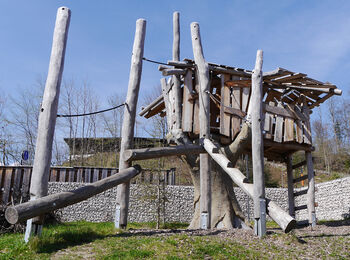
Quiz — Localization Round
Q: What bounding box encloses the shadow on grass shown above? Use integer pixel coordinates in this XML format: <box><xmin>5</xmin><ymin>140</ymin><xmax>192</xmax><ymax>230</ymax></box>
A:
<box><xmin>117</xmin><ymin>229</ymin><xmax>227</xmax><ymax>238</ymax></box>
<box><xmin>30</xmin><ymin>228</ymin><xmax>114</xmax><ymax>254</ymax></box>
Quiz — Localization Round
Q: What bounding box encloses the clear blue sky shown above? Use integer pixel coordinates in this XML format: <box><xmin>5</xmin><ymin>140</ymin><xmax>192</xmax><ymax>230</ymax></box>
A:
<box><xmin>0</xmin><ymin>0</ymin><xmax>349</xmax><ymax>106</ymax></box>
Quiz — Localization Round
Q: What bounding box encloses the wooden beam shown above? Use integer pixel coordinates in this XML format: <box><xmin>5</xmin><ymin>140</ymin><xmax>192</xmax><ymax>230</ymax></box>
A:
<box><xmin>210</xmin><ymin>65</ymin><xmax>252</xmax><ymax>78</ymax></box>
<box><xmin>293</xmin><ymin>174</ymin><xmax>308</xmax><ymax>183</ymax></box>
<box><xmin>139</xmin><ymin>95</ymin><xmax>163</xmax><ymax>116</ymax></box>
<box><xmin>115</xmin><ymin>19</ymin><xmax>146</xmax><ymax>229</ymax></box>
<box><xmin>251</xmin><ymin>50</ymin><xmax>266</xmax><ymax>237</ymax></box>
<box><xmin>124</xmin><ymin>145</ymin><xmax>205</xmax><ymax>162</ymax></box>
<box><xmin>264</xmin><ymin>139</ymin><xmax>314</xmax><ymax>152</ymax></box>
<box><xmin>292</xmin><ymin>160</ymin><xmax>307</xmax><ymax>169</ymax></box>
<box><xmin>5</xmin><ymin>166</ymin><xmax>141</xmax><ymax>225</ymax></box>
<box><xmin>286</xmin><ymin>155</ymin><xmax>295</xmax><ymax>217</ymax></box>
<box><xmin>25</xmin><ymin>6</ymin><xmax>71</xmax><ymax>241</ymax></box>
<box><xmin>191</xmin><ymin>22</ymin><xmax>211</xmax><ymax>229</ymax></box>
<box><xmin>203</xmin><ymin>139</ymin><xmax>296</xmax><ymax>233</ymax></box>
<box><xmin>162</xmin><ymin>68</ymin><xmax>186</xmax><ymax>76</ymax></box>
<box><xmin>306</xmin><ymin>151</ymin><xmax>316</xmax><ymax>227</ymax></box>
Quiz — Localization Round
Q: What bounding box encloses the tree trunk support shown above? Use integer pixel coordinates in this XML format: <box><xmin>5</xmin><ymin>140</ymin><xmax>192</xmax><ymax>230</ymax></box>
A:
<box><xmin>25</xmin><ymin>6</ymin><xmax>70</xmax><ymax>242</ymax></box>
<box><xmin>115</xmin><ymin>19</ymin><xmax>146</xmax><ymax>229</ymax></box>
<box><xmin>286</xmin><ymin>155</ymin><xmax>295</xmax><ymax>217</ymax></box>
<box><xmin>306</xmin><ymin>151</ymin><xmax>316</xmax><ymax>227</ymax></box>
<box><xmin>191</xmin><ymin>22</ymin><xmax>211</xmax><ymax>229</ymax></box>
<box><xmin>250</xmin><ymin>50</ymin><xmax>266</xmax><ymax>237</ymax></box>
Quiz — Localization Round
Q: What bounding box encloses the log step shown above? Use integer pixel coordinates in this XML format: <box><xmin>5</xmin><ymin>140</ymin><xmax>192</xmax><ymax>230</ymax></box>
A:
<box><xmin>294</xmin><ymin>189</ymin><xmax>308</xmax><ymax>197</ymax></box>
<box><xmin>293</xmin><ymin>174</ymin><xmax>308</xmax><ymax>183</ymax></box>
<box><xmin>294</xmin><ymin>205</ymin><xmax>307</xmax><ymax>211</ymax></box>
<box><xmin>292</xmin><ymin>160</ymin><xmax>306</xmax><ymax>169</ymax></box>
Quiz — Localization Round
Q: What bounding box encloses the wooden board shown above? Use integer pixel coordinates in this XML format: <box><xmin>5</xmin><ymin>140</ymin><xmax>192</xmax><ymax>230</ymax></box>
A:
<box><xmin>50</xmin><ymin>168</ymin><xmax>58</xmax><ymax>182</ymax></box>
<box><xmin>102</xmin><ymin>169</ymin><xmax>108</xmax><ymax>179</ymax></box>
<box><xmin>21</xmin><ymin>168</ymin><xmax>31</xmax><ymax>202</ymax></box>
<box><xmin>264</xmin><ymin>101</ymin><xmax>274</xmax><ymax>139</ymax></box>
<box><xmin>68</xmin><ymin>169</ymin><xmax>75</xmax><ymax>182</ymax></box>
<box><xmin>182</xmin><ymin>70</ymin><xmax>194</xmax><ymax>132</ymax></box>
<box><xmin>12</xmin><ymin>168</ymin><xmax>23</xmax><ymax>204</ymax></box>
<box><xmin>231</xmin><ymin>76</ymin><xmax>241</xmax><ymax>139</ymax></box>
<box><xmin>77</xmin><ymin>168</ymin><xmax>83</xmax><ymax>182</ymax></box>
<box><xmin>284</xmin><ymin>117</ymin><xmax>294</xmax><ymax>142</ymax></box>
<box><xmin>274</xmin><ymin>102</ymin><xmax>284</xmax><ymax>143</ymax></box>
<box><xmin>84</xmin><ymin>168</ymin><xmax>91</xmax><ymax>183</ymax></box>
<box><xmin>241</xmin><ymin>83</ymin><xmax>250</xmax><ymax>112</ymax></box>
<box><xmin>220</xmin><ymin>74</ymin><xmax>231</xmax><ymax>137</ymax></box>
<box><xmin>93</xmin><ymin>169</ymin><xmax>99</xmax><ymax>182</ymax></box>
<box><xmin>2</xmin><ymin>168</ymin><xmax>13</xmax><ymax>205</ymax></box>
<box><xmin>59</xmin><ymin>169</ymin><xmax>66</xmax><ymax>182</ymax></box>
<box><xmin>193</xmin><ymin>74</ymin><xmax>200</xmax><ymax>134</ymax></box>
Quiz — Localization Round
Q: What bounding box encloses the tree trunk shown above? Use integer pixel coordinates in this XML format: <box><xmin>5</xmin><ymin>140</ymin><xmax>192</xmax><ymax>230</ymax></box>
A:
<box><xmin>170</xmin><ymin>124</ymin><xmax>251</xmax><ymax>230</ymax></box>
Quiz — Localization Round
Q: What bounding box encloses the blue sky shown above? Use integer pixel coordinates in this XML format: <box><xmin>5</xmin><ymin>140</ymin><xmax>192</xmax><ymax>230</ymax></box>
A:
<box><xmin>0</xmin><ymin>0</ymin><xmax>349</xmax><ymax>109</ymax></box>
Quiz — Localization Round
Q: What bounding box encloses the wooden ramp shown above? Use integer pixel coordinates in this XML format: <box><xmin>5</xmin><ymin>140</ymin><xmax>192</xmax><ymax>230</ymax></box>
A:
<box><xmin>203</xmin><ymin>139</ymin><xmax>296</xmax><ymax>233</ymax></box>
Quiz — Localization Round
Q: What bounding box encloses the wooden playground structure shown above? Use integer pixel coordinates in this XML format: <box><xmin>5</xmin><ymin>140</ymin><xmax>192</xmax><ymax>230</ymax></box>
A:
<box><xmin>4</xmin><ymin>7</ymin><xmax>342</xmax><ymax>240</ymax></box>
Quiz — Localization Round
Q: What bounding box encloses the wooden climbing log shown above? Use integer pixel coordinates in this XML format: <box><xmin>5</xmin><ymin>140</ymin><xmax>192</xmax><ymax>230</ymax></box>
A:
<box><xmin>191</xmin><ymin>22</ymin><xmax>211</xmax><ymax>229</ymax></box>
<box><xmin>204</xmin><ymin>139</ymin><xmax>296</xmax><ymax>233</ymax></box>
<box><xmin>124</xmin><ymin>145</ymin><xmax>205</xmax><ymax>162</ymax></box>
<box><xmin>6</xmin><ymin>166</ymin><xmax>141</xmax><ymax>225</ymax></box>
<box><xmin>116</xmin><ymin>19</ymin><xmax>146</xmax><ymax>228</ymax></box>
<box><xmin>251</xmin><ymin>50</ymin><xmax>265</xmax><ymax>219</ymax></box>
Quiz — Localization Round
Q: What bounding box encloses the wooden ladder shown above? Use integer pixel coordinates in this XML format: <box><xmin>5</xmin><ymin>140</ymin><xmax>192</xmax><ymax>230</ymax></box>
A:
<box><xmin>286</xmin><ymin>153</ymin><xmax>317</xmax><ymax>227</ymax></box>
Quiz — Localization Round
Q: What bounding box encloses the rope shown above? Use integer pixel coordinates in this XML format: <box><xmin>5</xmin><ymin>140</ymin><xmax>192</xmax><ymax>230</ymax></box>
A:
<box><xmin>142</xmin><ymin>57</ymin><xmax>168</xmax><ymax>66</ymax></box>
<box><xmin>57</xmin><ymin>103</ymin><xmax>125</xmax><ymax>118</ymax></box>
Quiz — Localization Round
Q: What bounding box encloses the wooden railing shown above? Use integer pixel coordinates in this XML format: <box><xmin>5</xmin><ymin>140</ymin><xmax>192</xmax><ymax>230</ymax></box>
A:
<box><xmin>0</xmin><ymin>166</ymin><xmax>176</xmax><ymax>208</ymax></box>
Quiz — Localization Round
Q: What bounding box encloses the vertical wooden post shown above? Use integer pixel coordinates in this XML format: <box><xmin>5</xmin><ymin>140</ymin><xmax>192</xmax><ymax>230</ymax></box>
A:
<box><xmin>115</xmin><ymin>18</ymin><xmax>146</xmax><ymax>229</ymax></box>
<box><xmin>25</xmin><ymin>6</ymin><xmax>70</xmax><ymax>242</ymax></box>
<box><xmin>306</xmin><ymin>151</ymin><xmax>316</xmax><ymax>227</ymax></box>
<box><xmin>251</xmin><ymin>50</ymin><xmax>266</xmax><ymax>237</ymax></box>
<box><xmin>190</xmin><ymin>22</ymin><xmax>211</xmax><ymax>229</ymax></box>
<box><xmin>172</xmin><ymin>11</ymin><xmax>182</xmax><ymax>129</ymax></box>
<box><xmin>286</xmin><ymin>154</ymin><xmax>295</xmax><ymax>217</ymax></box>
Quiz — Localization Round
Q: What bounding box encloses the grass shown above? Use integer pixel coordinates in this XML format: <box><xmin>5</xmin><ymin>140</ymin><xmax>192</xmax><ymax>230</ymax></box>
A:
<box><xmin>0</xmin><ymin>221</ymin><xmax>349</xmax><ymax>259</ymax></box>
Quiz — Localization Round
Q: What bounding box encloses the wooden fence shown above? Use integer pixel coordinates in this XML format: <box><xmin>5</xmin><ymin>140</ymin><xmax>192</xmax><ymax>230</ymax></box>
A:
<box><xmin>0</xmin><ymin>166</ymin><xmax>176</xmax><ymax>208</ymax></box>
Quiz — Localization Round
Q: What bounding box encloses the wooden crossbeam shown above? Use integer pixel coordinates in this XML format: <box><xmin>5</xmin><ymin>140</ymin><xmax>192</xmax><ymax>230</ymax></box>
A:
<box><xmin>293</xmin><ymin>189</ymin><xmax>308</xmax><ymax>197</ymax></box>
<box><xmin>124</xmin><ymin>145</ymin><xmax>205</xmax><ymax>162</ymax></box>
<box><xmin>294</xmin><ymin>205</ymin><xmax>307</xmax><ymax>211</ymax></box>
<box><xmin>292</xmin><ymin>160</ymin><xmax>307</xmax><ymax>169</ymax></box>
<box><xmin>293</xmin><ymin>174</ymin><xmax>308</xmax><ymax>183</ymax></box>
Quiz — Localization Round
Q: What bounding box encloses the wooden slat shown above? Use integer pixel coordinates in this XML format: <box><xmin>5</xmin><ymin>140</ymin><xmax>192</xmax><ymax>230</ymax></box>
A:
<box><xmin>68</xmin><ymin>169</ymin><xmax>75</xmax><ymax>182</ymax></box>
<box><xmin>182</xmin><ymin>70</ymin><xmax>194</xmax><ymax>132</ymax></box>
<box><xmin>241</xmin><ymin>84</ymin><xmax>250</xmax><ymax>113</ymax></box>
<box><xmin>231</xmin><ymin>76</ymin><xmax>241</xmax><ymax>139</ymax></box>
<box><xmin>274</xmin><ymin>102</ymin><xmax>284</xmax><ymax>143</ymax></box>
<box><xmin>264</xmin><ymin>101</ymin><xmax>274</xmax><ymax>139</ymax></box>
<box><xmin>193</xmin><ymin>75</ymin><xmax>200</xmax><ymax>135</ymax></box>
<box><xmin>84</xmin><ymin>168</ymin><xmax>92</xmax><ymax>183</ymax></box>
<box><xmin>284</xmin><ymin>117</ymin><xmax>294</xmax><ymax>142</ymax></box>
<box><xmin>2</xmin><ymin>168</ymin><xmax>13</xmax><ymax>205</ymax></box>
<box><xmin>59</xmin><ymin>169</ymin><xmax>66</xmax><ymax>182</ymax></box>
<box><xmin>50</xmin><ymin>168</ymin><xmax>58</xmax><ymax>182</ymax></box>
<box><xmin>77</xmin><ymin>168</ymin><xmax>83</xmax><ymax>183</ymax></box>
<box><xmin>12</xmin><ymin>168</ymin><xmax>23</xmax><ymax>204</ymax></box>
<box><xmin>21</xmin><ymin>168</ymin><xmax>31</xmax><ymax>202</ymax></box>
<box><xmin>220</xmin><ymin>74</ymin><xmax>231</xmax><ymax>137</ymax></box>
<box><xmin>93</xmin><ymin>168</ymin><xmax>99</xmax><ymax>182</ymax></box>
<box><xmin>302</xmin><ymin>106</ymin><xmax>312</xmax><ymax>145</ymax></box>
<box><xmin>273</xmin><ymin>73</ymin><xmax>307</xmax><ymax>83</ymax></box>
<box><xmin>102</xmin><ymin>169</ymin><xmax>108</xmax><ymax>179</ymax></box>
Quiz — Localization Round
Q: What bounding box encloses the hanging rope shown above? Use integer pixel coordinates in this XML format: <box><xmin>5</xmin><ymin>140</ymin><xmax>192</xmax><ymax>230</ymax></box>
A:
<box><xmin>57</xmin><ymin>103</ymin><xmax>125</xmax><ymax>118</ymax></box>
<box><xmin>142</xmin><ymin>57</ymin><xmax>168</xmax><ymax>66</ymax></box>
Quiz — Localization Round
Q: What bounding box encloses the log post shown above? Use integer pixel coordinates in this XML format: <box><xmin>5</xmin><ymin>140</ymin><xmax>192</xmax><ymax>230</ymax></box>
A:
<box><xmin>286</xmin><ymin>155</ymin><xmax>295</xmax><ymax>217</ymax></box>
<box><xmin>191</xmin><ymin>22</ymin><xmax>211</xmax><ymax>229</ymax></box>
<box><xmin>172</xmin><ymin>11</ymin><xmax>182</xmax><ymax>129</ymax></box>
<box><xmin>115</xmin><ymin>19</ymin><xmax>146</xmax><ymax>229</ymax></box>
<box><xmin>251</xmin><ymin>50</ymin><xmax>266</xmax><ymax>237</ymax></box>
<box><xmin>6</xmin><ymin>166</ymin><xmax>141</xmax><ymax>224</ymax></box>
<box><xmin>306</xmin><ymin>151</ymin><xmax>316</xmax><ymax>227</ymax></box>
<box><xmin>25</xmin><ymin>6</ymin><xmax>70</xmax><ymax>242</ymax></box>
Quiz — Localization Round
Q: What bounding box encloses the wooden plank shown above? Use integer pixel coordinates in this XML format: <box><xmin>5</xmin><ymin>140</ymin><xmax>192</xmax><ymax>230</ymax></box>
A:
<box><xmin>84</xmin><ymin>168</ymin><xmax>91</xmax><ymax>183</ymax></box>
<box><xmin>231</xmin><ymin>76</ymin><xmax>241</xmax><ymax>139</ymax></box>
<box><xmin>292</xmin><ymin>160</ymin><xmax>307</xmax><ymax>170</ymax></box>
<box><xmin>68</xmin><ymin>169</ymin><xmax>75</xmax><ymax>182</ymax></box>
<box><xmin>293</xmin><ymin>174</ymin><xmax>308</xmax><ymax>183</ymax></box>
<box><xmin>77</xmin><ymin>168</ymin><xmax>83</xmax><ymax>183</ymax></box>
<box><xmin>21</xmin><ymin>168</ymin><xmax>31</xmax><ymax>203</ymax></box>
<box><xmin>264</xmin><ymin>101</ymin><xmax>274</xmax><ymax>139</ymax></box>
<box><xmin>192</xmin><ymin>74</ymin><xmax>200</xmax><ymax>135</ymax></box>
<box><xmin>223</xmin><ymin>106</ymin><xmax>246</xmax><ymax>118</ymax></box>
<box><xmin>220</xmin><ymin>74</ymin><xmax>231</xmax><ymax>137</ymax></box>
<box><xmin>93</xmin><ymin>168</ymin><xmax>99</xmax><ymax>182</ymax></box>
<box><xmin>182</xmin><ymin>70</ymin><xmax>194</xmax><ymax>132</ymax></box>
<box><xmin>284</xmin><ymin>116</ymin><xmax>294</xmax><ymax>142</ymax></box>
<box><xmin>294</xmin><ymin>189</ymin><xmax>308</xmax><ymax>197</ymax></box>
<box><xmin>49</xmin><ymin>168</ymin><xmax>57</xmax><ymax>182</ymax></box>
<box><xmin>12</xmin><ymin>168</ymin><xmax>23</xmax><ymax>204</ymax></box>
<box><xmin>59</xmin><ymin>169</ymin><xmax>66</xmax><ymax>182</ymax></box>
<box><xmin>241</xmin><ymin>84</ymin><xmax>250</xmax><ymax>113</ymax></box>
<box><xmin>294</xmin><ymin>205</ymin><xmax>307</xmax><ymax>211</ymax></box>
<box><xmin>302</xmin><ymin>99</ymin><xmax>312</xmax><ymax>145</ymax></box>
<box><xmin>102</xmin><ymin>169</ymin><xmax>108</xmax><ymax>179</ymax></box>
<box><xmin>2</xmin><ymin>168</ymin><xmax>13</xmax><ymax>205</ymax></box>
<box><xmin>264</xmin><ymin>103</ymin><xmax>306</xmax><ymax>121</ymax></box>
<box><xmin>274</xmin><ymin>102</ymin><xmax>284</xmax><ymax>143</ymax></box>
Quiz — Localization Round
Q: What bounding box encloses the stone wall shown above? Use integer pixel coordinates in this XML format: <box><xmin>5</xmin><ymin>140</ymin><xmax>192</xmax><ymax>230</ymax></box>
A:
<box><xmin>48</xmin><ymin>177</ymin><xmax>350</xmax><ymax>223</ymax></box>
